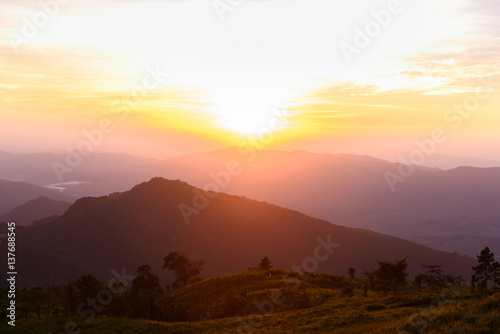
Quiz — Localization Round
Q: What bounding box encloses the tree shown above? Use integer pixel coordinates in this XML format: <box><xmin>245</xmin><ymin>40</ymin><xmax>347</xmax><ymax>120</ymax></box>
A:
<box><xmin>348</xmin><ymin>267</ymin><xmax>356</xmax><ymax>279</ymax></box>
<box><xmin>62</xmin><ymin>282</ymin><xmax>78</xmax><ymax>315</ymax></box>
<box><xmin>374</xmin><ymin>259</ymin><xmax>408</xmax><ymax>295</ymax></box>
<box><xmin>363</xmin><ymin>270</ymin><xmax>376</xmax><ymax>291</ymax></box>
<box><xmin>414</xmin><ymin>274</ymin><xmax>426</xmax><ymax>290</ymax></box>
<box><xmin>46</xmin><ymin>286</ymin><xmax>67</xmax><ymax>316</ymax></box>
<box><xmin>420</xmin><ymin>265</ymin><xmax>449</xmax><ymax>290</ymax></box>
<box><xmin>258</xmin><ymin>256</ymin><xmax>273</xmax><ymax>271</ymax></box>
<box><xmin>414</xmin><ymin>265</ymin><xmax>460</xmax><ymax>291</ymax></box>
<box><xmin>162</xmin><ymin>251</ymin><xmax>204</xmax><ymax>287</ymax></box>
<box><xmin>421</xmin><ymin>265</ymin><xmax>445</xmax><ymax>289</ymax></box>
<box><xmin>129</xmin><ymin>265</ymin><xmax>163</xmax><ymax>319</ymax></box>
<box><xmin>472</xmin><ymin>247</ymin><xmax>496</xmax><ymax>289</ymax></box>
<box><xmin>26</xmin><ymin>287</ymin><xmax>48</xmax><ymax>319</ymax></box>
<box><xmin>107</xmin><ymin>281</ymin><xmax>130</xmax><ymax>317</ymax></box>
<box><xmin>74</xmin><ymin>274</ymin><xmax>104</xmax><ymax>305</ymax></box>
<box><xmin>492</xmin><ymin>260</ymin><xmax>500</xmax><ymax>288</ymax></box>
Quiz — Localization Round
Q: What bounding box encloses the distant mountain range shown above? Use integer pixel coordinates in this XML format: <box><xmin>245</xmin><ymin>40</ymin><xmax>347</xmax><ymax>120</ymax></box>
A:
<box><xmin>0</xmin><ymin>178</ymin><xmax>475</xmax><ymax>287</ymax></box>
<box><xmin>1</xmin><ymin>149</ymin><xmax>499</xmax><ymax>257</ymax></box>
<box><xmin>152</xmin><ymin>149</ymin><xmax>500</xmax><ymax>238</ymax></box>
<box><xmin>0</xmin><ymin>196</ymin><xmax>71</xmax><ymax>226</ymax></box>
<box><xmin>0</xmin><ymin>150</ymin><xmax>158</xmax><ymax>197</ymax></box>
<box><xmin>0</xmin><ymin>179</ymin><xmax>75</xmax><ymax>215</ymax></box>
<box><xmin>407</xmin><ymin>235</ymin><xmax>500</xmax><ymax>258</ymax></box>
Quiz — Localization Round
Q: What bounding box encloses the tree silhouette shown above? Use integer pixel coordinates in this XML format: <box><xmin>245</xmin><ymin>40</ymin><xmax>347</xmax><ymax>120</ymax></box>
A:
<box><xmin>31</xmin><ymin>287</ymin><xmax>48</xmax><ymax>319</ymax></box>
<box><xmin>74</xmin><ymin>274</ymin><xmax>104</xmax><ymax>305</ymax></box>
<box><xmin>363</xmin><ymin>270</ymin><xmax>376</xmax><ymax>291</ymax></box>
<box><xmin>421</xmin><ymin>265</ymin><xmax>446</xmax><ymax>290</ymax></box>
<box><xmin>130</xmin><ymin>265</ymin><xmax>163</xmax><ymax>319</ymax></box>
<box><xmin>258</xmin><ymin>256</ymin><xmax>273</xmax><ymax>270</ymax></box>
<box><xmin>163</xmin><ymin>251</ymin><xmax>204</xmax><ymax>286</ymax></box>
<box><xmin>492</xmin><ymin>261</ymin><xmax>500</xmax><ymax>287</ymax></box>
<box><xmin>374</xmin><ymin>259</ymin><xmax>408</xmax><ymax>295</ymax></box>
<box><xmin>414</xmin><ymin>274</ymin><xmax>426</xmax><ymax>290</ymax></box>
<box><xmin>472</xmin><ymin>247</ymin><xmax>496</xmax><ymax>289</ymax></box>
<box><xmin>348</xmin><ymin>267</ymin><xmax>356</xmax><ymax>279</ymax></box>
<box><xmin>63</xmin><ymin>282</ymin><xmax>78</xmax><ymax>315</ymax></box>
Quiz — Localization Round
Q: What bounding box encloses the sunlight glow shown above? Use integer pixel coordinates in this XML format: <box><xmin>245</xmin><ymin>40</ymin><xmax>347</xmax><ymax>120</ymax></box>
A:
<box><xmin>207</xmin><ymin>82</ymin><xmax>294</xmax><ymax>136</ymax></box>
<box><xmin>1</xmin><ymin>0</ymin><xmax>499</xmax><ymax>157</ymax></box>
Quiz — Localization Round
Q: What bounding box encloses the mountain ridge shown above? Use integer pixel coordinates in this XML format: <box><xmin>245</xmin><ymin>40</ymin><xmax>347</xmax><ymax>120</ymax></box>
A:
<box><xmin>0</xmin><ymin>179</ymin><xmax>75</xmax><ymax>215</ymax></box>
<box><xmin>1</xmin><ymin>177</ymin><xmax>475</xmax><ymax>288</ymax></box>
<box><xmin>0</xmin><ymin>196</ymin><xmax>71</xmax><ymax>225</ymax></box>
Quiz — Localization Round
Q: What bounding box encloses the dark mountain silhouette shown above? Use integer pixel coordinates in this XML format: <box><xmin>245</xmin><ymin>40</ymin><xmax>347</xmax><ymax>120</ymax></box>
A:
<box><xmin>0</xmin><ymin>196</ymin><xmax>71</xmax><ymax>226</ymax></box>
<box><xmin>2</xmin><ymin>149</ymin><xmax>499</xmax><ymax>257</ymax></box>
<box><xmin>148</xmin><ymin>149</ymin><xmax>500</xmax><ymax>240</ymax></box>
<box><xmin>1</xmin><ymin>177</ymin><xmax>474</xmax><ymax>287</ymax></box>
<box><xmin>0</xmin><ymin>179</ymin><xmax>75</xmax><ymax>215</ymax></box>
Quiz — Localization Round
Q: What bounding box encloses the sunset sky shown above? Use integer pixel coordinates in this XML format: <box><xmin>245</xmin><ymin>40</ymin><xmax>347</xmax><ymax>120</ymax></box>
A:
<box><xmin>1</xmin><ymin>0</ymin><xmax>499</xmax><ymax>166</ymax></box>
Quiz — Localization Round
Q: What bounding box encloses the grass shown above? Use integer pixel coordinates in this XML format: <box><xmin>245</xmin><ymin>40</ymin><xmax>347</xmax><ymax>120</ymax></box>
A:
<box><xmin>2</xmin><ymin>271</ymin><xmax>499</xmax><ymax>333</ymax></box>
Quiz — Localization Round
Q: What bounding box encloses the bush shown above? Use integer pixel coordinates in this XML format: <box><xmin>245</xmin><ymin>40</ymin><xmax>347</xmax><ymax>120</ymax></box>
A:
<box><xmin>399</xmin><ymin>297</ymin><xmax>434</xmax><ymax>307</ymax></box>
<box><xmin>269</xmin><ymin>269</ymin><xmax>285</xmax><ymax>276</ymax></box>
<box><xmin>222</xmin><ymin>295</ymin><xmax>248</xmax><ymax>317</ymax></box>
<box><xmin>341</xmin><ymin>285</ymin><xmax>354</xmax><ymax>297</ymax></box>
<box><xmin>190</xmin><ymin>277</ymin><xmax>204</xmax><ymax>284</ymax></box>
<box><xmin>286</xmin><ymin>291</ymin><xmax>311</xmax><ymax>309</ymax></box>
<box><xmin>307</xmin><ymin>276</ymin><xmax>347</xmax><ymax>290</ymax></box>
<box><xmin>365</xmin><ymin>303</ymin><xmax>387</xmax><ymax>311</ymax></box>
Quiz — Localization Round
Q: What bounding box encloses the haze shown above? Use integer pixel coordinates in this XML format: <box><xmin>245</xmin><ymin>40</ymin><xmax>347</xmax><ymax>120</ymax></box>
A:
<box><xmin>1</xmin><ymin>0</ymin><xmax>499</xmax><ymax>167</ymax></box>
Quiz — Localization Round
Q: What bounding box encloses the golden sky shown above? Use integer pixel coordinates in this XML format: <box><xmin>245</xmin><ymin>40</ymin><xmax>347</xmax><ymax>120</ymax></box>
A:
<box><xmin>1</xmin><ymin>0</ymin><xmax>499</xmax><ymax>164</ymax></box>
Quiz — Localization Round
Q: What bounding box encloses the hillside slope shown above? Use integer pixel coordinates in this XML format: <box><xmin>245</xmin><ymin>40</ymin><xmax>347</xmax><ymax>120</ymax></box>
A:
<box><xmin>3</xmin><ymin>271</ymin><xmax>499</xmax><ymax>334</ymax></box>
<box><xmin>145</xmin><ymin>149</ymin><xmax>500</xmax><ymax>244</ymax></box>
<box><xmin>0</xmin><ymin>178</ymin><xmax>475</xmax><ymax>287</ymax></box>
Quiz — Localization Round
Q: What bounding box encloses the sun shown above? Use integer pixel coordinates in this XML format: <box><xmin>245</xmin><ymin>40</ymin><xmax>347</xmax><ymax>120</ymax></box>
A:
<box><xmin>207</xmin><ymin>84</ymin><xmax>292</xmax><ymax>137</ymax></box>
<box><xmin>212</xmin><ymin>104</ymin><xmax>286</xmax><ymax>137</ymax></box>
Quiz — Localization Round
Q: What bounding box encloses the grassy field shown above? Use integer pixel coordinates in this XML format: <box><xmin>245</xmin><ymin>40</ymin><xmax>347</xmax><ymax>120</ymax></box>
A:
<box><xmin>2</xmin><ymin>270</ymin><xmax>499</xmax><ymax>333</ymax></box>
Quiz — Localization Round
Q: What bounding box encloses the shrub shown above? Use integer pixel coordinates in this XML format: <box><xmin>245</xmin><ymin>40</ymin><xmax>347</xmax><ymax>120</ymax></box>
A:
<box><xmin>365</xmin><ymin>303</ymin><xmax>387</xmax><ymax>311</ymax></box>
<box><xmin>222</xmin><ymin>295</ymin><xmax>248</xmax><ymax>317</ymax></box>
<box><xmin>286</xmin><ymin>291</ymin><xmax>311</xmax><ymax>309</ymax></box>
<box><xmin>341</xmin><ymin>285</ymin><xmax>354</xmax><ymax>297</ymax></box>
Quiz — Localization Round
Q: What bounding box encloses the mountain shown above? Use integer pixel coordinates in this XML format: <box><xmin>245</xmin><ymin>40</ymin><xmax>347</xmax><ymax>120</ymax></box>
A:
<box><xmin>1</xmin><ymin>177</ymin><xmax>475</xmax><ymax>287</ymax></box>
<box><xmin>0</xmin><ymin>151</ymin><xmax>159</xmax><ymax>197</ymax></box>
<box><xmin>0</xmin><ymin>179</ymin><xmax>75</xmax><ymax>215</ymax></box>
<box><xmin>407</xmin><ymin>235</ymin><xmax>500</xmax><ymax>258</ymax></box>
<box><xmin>0</xmin><ymin>196</ymin><xmax>71</xmax><ymax>226</ymax></box>
<box><xmin>2</xmin><ymin>148</ymin><xmax>499</xmax><ymax>257</ymax></box>
<box><xmin>417</xmin><ymin>152</ymin><xmax>500</xmax><ymax>170</ymax></box>
<box><xmin>148</xmin><ymin>149</ymin><xmax>500</xmax><ymax>241</ymax></box>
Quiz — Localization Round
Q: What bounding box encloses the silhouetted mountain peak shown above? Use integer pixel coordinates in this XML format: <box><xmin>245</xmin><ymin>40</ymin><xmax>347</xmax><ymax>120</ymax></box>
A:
<box><xmin>0</xmin><ymin>195</ymin><xmax>71</xmax><ymax>226</ymax></box>
<box><xmin>3</xmin><ymin>177</ymin><xmax>476</xmax><ymax>287</ymax></box>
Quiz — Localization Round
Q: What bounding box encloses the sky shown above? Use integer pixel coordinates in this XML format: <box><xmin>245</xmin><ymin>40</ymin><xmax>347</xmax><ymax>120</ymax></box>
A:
<box><xmin>1</xmin><ymin>0</ymin><xmax>499</xmax><ymax>166</ymax></box>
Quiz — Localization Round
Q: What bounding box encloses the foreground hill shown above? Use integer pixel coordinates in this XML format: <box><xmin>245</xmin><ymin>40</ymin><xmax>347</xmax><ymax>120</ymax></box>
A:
<box><xmin>1</xmin><ymin>177</ymin><xmax>474</xmax><ymax>287</ymax></box>
<box><xmin>0</xmin><ymin>196</ymin><xmax>71</xmax><ymax>226</ymax></box>
<box><xmin>2</xmin><ymin>270</ymin><xmax>499</xmax><ymax>334</ymax></box>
